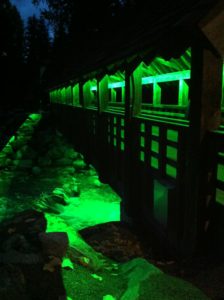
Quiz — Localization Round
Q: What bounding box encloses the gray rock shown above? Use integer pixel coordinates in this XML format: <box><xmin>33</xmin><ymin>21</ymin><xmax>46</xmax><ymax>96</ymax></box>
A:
<box><xmin>39</xmin><ymin>232</ymin><xmax>69</xmax><ymax>258</ymax></box>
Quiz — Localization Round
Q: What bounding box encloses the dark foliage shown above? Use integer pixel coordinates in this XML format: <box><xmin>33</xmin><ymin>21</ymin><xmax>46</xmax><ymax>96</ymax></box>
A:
<box><xmin>0</xmin><ymin>0</ymin><xmax>24</xmax><ymax>109</ymax></box>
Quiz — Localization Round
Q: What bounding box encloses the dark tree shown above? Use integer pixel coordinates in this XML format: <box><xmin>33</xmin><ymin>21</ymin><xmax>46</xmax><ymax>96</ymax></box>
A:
<box><xmin>24</xmin><ymin>15</ymin><xmax>51</xmax><ymax>109</ymax></box>
<box><xmin>32</xmin><ymin>0</ymin><xmax>132</xmax><ymax>53</ymax></box>
<box><xmin>0</xmin><ymin>0</ymin><xmax>24</xmax><ymax>109</ymax></box>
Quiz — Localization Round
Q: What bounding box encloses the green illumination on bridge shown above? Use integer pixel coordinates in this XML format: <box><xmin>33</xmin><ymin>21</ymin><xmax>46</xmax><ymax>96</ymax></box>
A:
<box><xmin>166</xmin><ymin>146</ymin><xmax>178</xmax><ymax>161</ymax></box>
<box><xmin>108</xmin><ymin>82</ymin><xmax>125</xmax><ymax>89</ymax></box>
<box><xmin>167</xmin><ymin>129</ymin><xmax>178</xmax><ymax>142</ymax></box>
<box><xmin>153</xmin><ymin>180</ymin><xmax>168</xmax><ymax>226</ymax></box>
<box><xmin>142</xmin><ymin>70</ymin><xmax>190</xmax><ymax>85</ymax></box>
<box><xmin>72</xmin><ymin>83</ymin><xmax>80</xmax><ymax>106</ymax></box>
<box><xmin>141</xmin><ymin>123</ymin><xmax>145</xmax><ymax>133</ymax></box>
<box><xmin>151</xmin><ymin>156</ymin><xmax>159</xmax><ymax>169</ymax></box>
<box><xmin>166</xmin><ymin>164</ymin><xmax>177</xmax><ymax>178</ymax></box>
<box><xmin>151</xmin><ymin>140</ymin><xmax>159</xmax><ymax>153</ymax></box>
<box><xmin>89</xmin><ymin>70</ymin><xmax>190</xmax><ymax>94</ymax></box>
<box><xmin>217</xmin><ymin>164</ymin><xmax>224</xmax><ymax>182</ymax></box>
<box><xmin>140</xmin><ymin>151</ymin><xmax>145</xmax><ymax>162</ymax></box>
<box><xmin>90</xmin><ymin>86</ymin><xmax>97</xmax><ymax>91</ymax></box>
<box><xmin>152</xmin><ymin>126</ymin><xmax>159</xmax><ymax>136</ymax></box>
<box><xmin>140</xmin><ymin>136</ymin><xmax>145</xmax><ymax>147</ymax></box>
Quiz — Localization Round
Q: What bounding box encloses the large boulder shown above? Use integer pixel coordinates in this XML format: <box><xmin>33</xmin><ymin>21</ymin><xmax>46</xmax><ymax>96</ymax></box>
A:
<box><xmin>39</xmin><ymin>232</ymin><xmax>69</xmax><ymax>258</ymax></box>
<box><xmin>0</xmin><ymin>264</ymin><xmax>28</xmax><ymax>300</ymax></box>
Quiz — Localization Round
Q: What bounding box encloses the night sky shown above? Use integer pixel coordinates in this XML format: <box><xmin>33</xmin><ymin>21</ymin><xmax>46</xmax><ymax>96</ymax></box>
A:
<box><xmin>10</xmin><ymin>0</ymin><xmax>46</xmax><ymax>22</ymax></box>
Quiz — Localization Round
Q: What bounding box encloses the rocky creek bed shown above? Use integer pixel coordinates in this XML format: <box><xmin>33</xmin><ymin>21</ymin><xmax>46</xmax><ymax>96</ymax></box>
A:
<box><xmin>0</xmin><ymin>112</ymin><xmax>223</xmax><ymax>300</ymax></box>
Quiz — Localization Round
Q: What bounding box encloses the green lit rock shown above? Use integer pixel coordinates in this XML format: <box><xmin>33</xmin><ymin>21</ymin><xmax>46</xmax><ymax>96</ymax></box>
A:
<box><xmin>88</xmin><ymin>165</ymin><xmax>97</xmax><ymax>176</ymax></box>
<box><xmin>52</xmin><ymin>188</ymin><xmax>70</xmax><ymax>204</ymax></box>
<box><xmin>120</xmin><ymin>258</ymin><xmax>209</xmax><ymax>300</ymax></box>
<box><xmin>103</xmin><ymin>295</ymin><xmax>117</xmax><ymax>300</ymax></box>
<box><xmin>73</xmin><ymin>159</ymin><xmax>86</xmax><ymax>171</ymax></box>
<box><xmin>61</xmin><ymin>167</ymin><xmax>75</xmax><ymax>175</ymax></box>
<box><xmin>35</xmin><ymin>196</ymin><xmax>64</xmax><ymax>215</ymax></box>
<box><xmin>55</xmin><ymin>158</ymin><xmax>73</xmax><ymax>167</ymax></box>
<box><xmin>28</xmin><ymin>113</ymin><xmax>42</xmax><ymax>122</ymax></box>
<box><xmin>2</xmin><ymin>144</ymin><xmax>14</xmax><ymax>157</ymax></box>
<box><xmin>11</xmin><ymin>137</ymin><xmax>27</xmax><ymax>150</ymax></box>
<box><xmin>91</xmin><ymin>175</ymin><xmax>102</xmax><ymax>187</ymax></box>
<box><xmin>65</xmin><ymin>148</ymin><xmax>79</xmax><ymax>160</ymax></box>
<box><xmin>62</xmin><ymin>257</ymin><xmax>74</xmax><ymax>270</ymax></box>
<box><xmin>62</xmin><ymin>181</ymin><xmax>80</xmax><ymax>197</ymax></box>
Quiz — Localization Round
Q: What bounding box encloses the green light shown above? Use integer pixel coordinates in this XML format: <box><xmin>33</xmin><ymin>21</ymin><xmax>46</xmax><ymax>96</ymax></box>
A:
<box><xmin>153</xmin><ymin>83</ymin><xmax>161</xmax><ymax>105</ymax></box>
<box><xmin>140</xmin><ymin>151</ymin><xmax>145</xmax><ymax>162</ymax></box>
<box><xmin>217</xmin><ymin>164</ymin><xmax>224</xmax><ymax>182</ymax></box>
<box><xmin>166</xmin><ymin>146</ymin><xmax>177</xmax><ymax>161</ymax></box>
<box><xmin>113</xmin><ymin>117</ymin><xmax>117</xmax><ymax>124</ymax></box>
<box><xmin>167</xmin><ymin>129</ymin><xmax>178</xmax><ymax>142</ymax></box>
<box><xmin>142</xmin><ymin>70</ymin><xmax>190</xmax><ymax>84</ymax></box>
<box><xmin>141</xmin><ymin>123</ymin><xmax>145</xmax><ymax>133</ymax></box>
<box><xmin>152</xmin><ymin>126</ymin><xmax>159</xmax><ymax>136</ymax></box>
<box><xmin>45</xmin><ymin>187</ymin><xmax>120</xmax><ymax>248</ymax></box>
<box><xmin>121</xmin><ymin>119</ymin><xmax>125</xmax><ymax>127</ymax></box>
<box><xmin>108</xmin><ymin>81</ymin><xmax>125</xmax><ymax>89</ymax></box>
<box><xmin>121</xmin><ymin>129</ymin><xmax>125</xmax><ymax>139</ymax></box>
<box><xmin>113</xmin><ymin>137</ymin><xmax>117</xmax><ymax>147</ymax></box>
<box><xmin>8</xmin><ymin>136</ymin><xmax>15</xmax><ymax>144</ymax></box>
<box><xmin>153</xmin><ymin>180</ymin><xmax>168</xmax><ymax>226</ymax></box>
<box><xmin>0</xmin><ymin>114</ymin><xmax>42</xmax><ymax>177</ymax></box>
<box><xmin>61</xmin><ymin>87</ymin><xmax>66</xmax><ymax>104</ymax></box>
<box><xmin>121</xmin><ymin>141</ymin><xmax>125</xmax><ymax>151</ymax></box>
<box><xmin>151</xmin><ymin>140</ymin><xmax>159</xmax><ymax>153</ymax></box>
<box><xmin>140</xmin><ymin>136</ymin><xmax>145</xmax><ymax>147</ymax></box>
<box><xmin>90</xmin><ymin>86</ymin><xmax>97</xmax><ymax>91</ymax></box>
<box><xmin>216</xmin><ymin>188</ymin><xmax>224</xmax><ymax>205</ymax></box>
<box><xmin>179</xmin><ymin>79</ymin><xmax>189</xmax><ymax>106</ymax></box>
<box><xmin>113</xmin><ymin>127</ymin><xmax>117</xmax><ymax>135</ymax></box>
<box><xmin>72</xmin><ymin>84</ymin><xmax>80</xmax><ymax>106</ymax></box>
<box><xmin>166</xmin><ymin>164</ymin><xmax>177</xmax><ymax>178</ymax></box>
<box><xmin>151</xmin><ymin>156</ymin><xmax>159</xmax><ymax>169</ymax></box>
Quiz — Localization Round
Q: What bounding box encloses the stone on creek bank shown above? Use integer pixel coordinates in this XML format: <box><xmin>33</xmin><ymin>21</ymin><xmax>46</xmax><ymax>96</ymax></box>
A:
<box><xmin>0</xmin><ymin>210</ymin><xmax>69</xmax><ymax>299</ymax></box>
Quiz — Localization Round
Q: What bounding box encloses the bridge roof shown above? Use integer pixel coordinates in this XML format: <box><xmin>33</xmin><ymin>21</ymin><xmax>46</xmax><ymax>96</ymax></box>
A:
<box><xmin>47</xmin><ymin>0</ymin><xmax>223</xmax><ymax>89</ymax></box>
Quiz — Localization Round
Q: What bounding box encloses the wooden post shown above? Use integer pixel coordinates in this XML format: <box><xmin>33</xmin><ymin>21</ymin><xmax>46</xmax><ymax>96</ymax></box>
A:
<box><xmin>181</xmin><ymin>36</ymin><xmax>222</xmax><ymax>256</ymax></box>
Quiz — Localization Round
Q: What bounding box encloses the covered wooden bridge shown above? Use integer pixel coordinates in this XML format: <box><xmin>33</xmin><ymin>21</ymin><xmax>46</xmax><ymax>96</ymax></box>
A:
<box><xmin>49</xmin><ymin>0</ymin><xmax>224</xmax><ymax>257</ymax></box>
